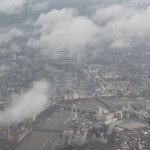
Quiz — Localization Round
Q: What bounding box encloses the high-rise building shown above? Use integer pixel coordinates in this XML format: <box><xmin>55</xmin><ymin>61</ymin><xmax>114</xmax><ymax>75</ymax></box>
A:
<box><xmin>95</xmin><ymin>107</ymin><xmax>102</xmax><ymax>120</ymax></box>
<box><xmin>145</xmin><ymin>100</ymin><xmax>150</xmax><ymax>110</ymax></box>
<box><xmin>148</xmin><ymin>117</ymin><xmax>150</xmax><ymax>125</ymax></box>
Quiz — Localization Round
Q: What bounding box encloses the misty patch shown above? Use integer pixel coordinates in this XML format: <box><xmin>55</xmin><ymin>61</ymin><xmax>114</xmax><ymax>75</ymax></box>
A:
<box><xmin>0</xmin><ymin>80</ymin><xmax>50</xmax><ymax>125</ymax></box>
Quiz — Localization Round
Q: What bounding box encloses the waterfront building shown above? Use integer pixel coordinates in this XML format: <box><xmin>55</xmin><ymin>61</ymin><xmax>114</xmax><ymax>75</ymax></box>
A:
<box><xmin>145</xmin><ymin>100</ymin><xmax>150</xmax><ymax>110</ymax></box>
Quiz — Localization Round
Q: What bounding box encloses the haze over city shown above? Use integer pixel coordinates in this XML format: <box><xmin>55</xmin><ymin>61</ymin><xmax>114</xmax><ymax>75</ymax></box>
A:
<box><xmin>0</xmin><ymin>0</ymin><xmax>150</xmax><ymax>150</ymax></box>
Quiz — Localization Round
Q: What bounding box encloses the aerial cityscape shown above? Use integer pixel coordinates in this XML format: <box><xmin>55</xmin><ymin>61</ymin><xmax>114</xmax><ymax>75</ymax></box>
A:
<box><xmin>0</xmin><ymin>0</ymin><xmax>150</xmax><ymax>150</ymax></box>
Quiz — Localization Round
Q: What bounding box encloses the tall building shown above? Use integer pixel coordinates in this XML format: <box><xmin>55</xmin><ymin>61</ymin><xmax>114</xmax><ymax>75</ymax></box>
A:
<box><xmin>95</xmin><ymin>107</ymin><xmax>102</xmax><ymax>120</ymax></box>
<box><xmin>145</xmin><ymin>100</ymin><xmax>150</xmax><ymax>110</ymax></box>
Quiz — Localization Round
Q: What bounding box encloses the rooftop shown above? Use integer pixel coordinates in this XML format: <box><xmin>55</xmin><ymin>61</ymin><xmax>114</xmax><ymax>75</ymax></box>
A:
<box><xmin>117</xmin><ymin>120</ymin><xmax>147</xmax><ymax>130</ymax></box>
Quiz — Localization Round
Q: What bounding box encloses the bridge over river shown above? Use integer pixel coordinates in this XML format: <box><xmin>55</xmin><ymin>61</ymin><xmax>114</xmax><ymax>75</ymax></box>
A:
<box><xmin>33</xmin><ymin>128</ymin><xmax>62</xmax><ymax>133</ymax></box>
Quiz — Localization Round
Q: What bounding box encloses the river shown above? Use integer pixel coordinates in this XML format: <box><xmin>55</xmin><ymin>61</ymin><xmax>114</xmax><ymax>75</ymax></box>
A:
<box><xmin>14</xmin><ymin>99</ymin><xmax>104</xmax><ymax>150</ymax></box>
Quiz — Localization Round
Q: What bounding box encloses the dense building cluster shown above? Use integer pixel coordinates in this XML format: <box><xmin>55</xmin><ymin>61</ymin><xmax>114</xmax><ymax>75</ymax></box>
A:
<box><xmin>1</xmin><ymin>46</ymin><xmax>150</xmax><ymax>103</ymax></box>
<box><xmin>54</xmin><ymin>99</ymin><xmax>150</xmax><ymax>150</ymax></box>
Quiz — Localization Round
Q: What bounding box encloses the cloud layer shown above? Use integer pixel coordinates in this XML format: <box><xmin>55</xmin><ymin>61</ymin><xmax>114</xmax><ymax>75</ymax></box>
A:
<box><xmin>1</xmin><ymin>0</ymin><xmax>150</xmax><ymax>56</ymax></box>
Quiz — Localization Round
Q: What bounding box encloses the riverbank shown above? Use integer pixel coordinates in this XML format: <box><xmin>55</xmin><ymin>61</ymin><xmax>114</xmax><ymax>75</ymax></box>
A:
<box><xmin>57</xmin><ymin>141</ymin><xmax>108</xmax><ymax>150</ymax></box>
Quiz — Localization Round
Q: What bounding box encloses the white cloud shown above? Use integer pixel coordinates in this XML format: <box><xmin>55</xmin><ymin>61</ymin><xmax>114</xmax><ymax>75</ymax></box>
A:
<box><xmin>27</xmin><ymin>1</ymin><xmax>150</xmax><ymax>54</ymax></box>
<box><xmin>27</xmin><ymin>8</ymin><xmax>98</xmax><ymax>58</ymax></box>
<box><xmin>93</xmin><ymin>3</ymin><xmax>150</xmax><ymax>48</ymax></box>
<box><xmin>0</xmin><ymin>0</ymin><xmax>26</xmax><ymax>14</ymax></box>
<box><xmin>0</xmin><ymin>80</ymin><xmax>49</xmax><ymax>124</ymax></box>
<box><xmin>3</xmin><ymin>0</ymin><xmax>148</xmax><ymax>53</ymax></box>
<box><xmin>0</xmin><ymin>28</ymin><xmax>23</xmax><ymax>43</ymax></box>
